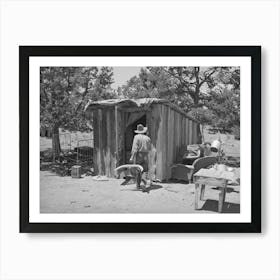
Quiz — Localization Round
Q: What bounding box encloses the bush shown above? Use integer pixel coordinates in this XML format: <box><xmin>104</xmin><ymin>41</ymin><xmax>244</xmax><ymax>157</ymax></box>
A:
<box><xmin>231</xmin><ymin>125</ymin><xmax>240</xmax><ymax>140</ymax></box>
<box><xmin>189</xmin><ymin>108</ymin><xmax>215</xmax><ymax>125</ymax></box>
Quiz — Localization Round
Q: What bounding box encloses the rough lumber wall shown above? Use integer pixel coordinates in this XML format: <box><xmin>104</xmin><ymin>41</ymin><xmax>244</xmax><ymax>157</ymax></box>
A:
<box><xmin>93</xmin><ymin>104</ymin><xmax>200</xmax><ymax>180</ymax></box>
<box><xmin>93</xmin><ymin>108</ymin><xmax>117</xmax><ymax>176</ymax></box>
<box><xmin>152</xmin><ymin>104</ymin><xmax>199</xmax><ymax>181</ymax></box>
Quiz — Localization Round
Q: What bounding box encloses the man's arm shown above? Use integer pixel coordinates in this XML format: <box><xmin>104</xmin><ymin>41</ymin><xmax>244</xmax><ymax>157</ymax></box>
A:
<box><xmin>130</xmin><ymin>136</ymin><xmax>139</xmax><ymax>163</ymax></box>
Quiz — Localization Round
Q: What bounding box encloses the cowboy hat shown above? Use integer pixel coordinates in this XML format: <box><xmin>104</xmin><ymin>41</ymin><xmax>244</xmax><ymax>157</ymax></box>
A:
<box><xmin>135</xmin><ymin>124</ymin><xmax>147</xmax><ymax>134</ymax></box>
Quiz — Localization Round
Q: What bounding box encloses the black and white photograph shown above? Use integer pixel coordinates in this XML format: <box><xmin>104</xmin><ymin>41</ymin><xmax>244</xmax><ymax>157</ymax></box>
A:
<box><xmin>20</xmin><ymin>46</ymin><xmax>260</xmax><ymax>232</ymax></box>
<box><xmin>39</xmin><ymin>65</ymin><xmax>241</xmax><ymax>214</ymax></box>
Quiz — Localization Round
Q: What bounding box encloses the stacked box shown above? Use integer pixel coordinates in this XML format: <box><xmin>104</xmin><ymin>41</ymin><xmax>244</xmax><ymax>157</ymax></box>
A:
<box><xmin>71</xmin><ymin>165</ymin><xmax>81</xmax><ymax>178</ymax></box>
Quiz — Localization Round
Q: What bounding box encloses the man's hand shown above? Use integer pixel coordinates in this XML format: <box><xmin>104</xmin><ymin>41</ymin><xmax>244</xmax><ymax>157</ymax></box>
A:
<box><xmin>129</xmin><ymin>157</ymin><xmax>134</xmax><ymax>164</ymax></box>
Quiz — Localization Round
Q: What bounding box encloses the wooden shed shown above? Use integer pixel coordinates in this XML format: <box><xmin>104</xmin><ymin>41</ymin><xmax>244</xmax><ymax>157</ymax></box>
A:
<box><xmin>85</xmin><ymin>98</ymin><xmax>202</xmax><ymax>181</ymax></box>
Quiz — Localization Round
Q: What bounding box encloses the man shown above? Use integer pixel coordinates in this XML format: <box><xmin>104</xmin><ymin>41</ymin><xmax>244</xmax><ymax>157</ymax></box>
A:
<box><xmin>129</xmin><ymin>124</ymin><xmax>151</xmax><ymax>189</ymax></box>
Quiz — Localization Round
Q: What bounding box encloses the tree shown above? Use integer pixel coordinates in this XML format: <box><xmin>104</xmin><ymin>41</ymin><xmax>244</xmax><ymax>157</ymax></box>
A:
<box><xmin>90</xmin><ymin>67</ymin><xmax>116</xmax><ymax>100</ymax></box>
<box><xmin>163</xmin><ymin>67</ymin><xmax>220</xmax><ymax>106</ymax></box>
<box><xmin>121</xmin><ymin>67</ymin><xmax>222</xmax><ymax>110</ymax></box>
<box><xmin>206</xmin><ymin>89</ymin><xmax>240</xmax><ymax>131</ymax></box>
<box><xmin>40</xmin><ymin>67</ymin><xmax>115</xmax><ymax>158</ymax></box>
<box><xmin>121</xmin><ymin>66</ymin><xmax>240</xmax><ymax>131</ymax></box>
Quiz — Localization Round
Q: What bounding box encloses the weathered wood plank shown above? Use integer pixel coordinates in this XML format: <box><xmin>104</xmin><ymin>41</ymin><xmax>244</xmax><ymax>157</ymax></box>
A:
<box><xmin>178</xmin><ymin>114</ymin><xmax>183</xmax><ymax>152</ymax></box>
<box><xmin>115</xmin><ymin>106</ymin><xmax>118</xmax><ymax>167</ymax></box>
<box><xmin>152</xmin><ymin>105</ymin><xmax>161</xmax><ymax>181</ymax></box>
<box><xmin>218</xmin><ymin>186</ymin><xmax>227</xmax><ymax>213</ymax></box>
<box><xmin>193</xmin><ymin>176</ymin><xmax>227</xmax><ymax>187</ymax></box>
<box><xmin>185</xmin><ymin>119</ymin><xmax>189</xmax><ymax>145</ymax></box>
<box><xmin>122</xmin><ymin>112</ymin><xmax>127</xmax><ymax>165</ymax></box>
<box><xmin>194</xmin><ymin>168</ymin><xmax>234</xmax><ymax>181</ymax></box>
<box><xmin>182</xmin><ymin>118</ymin><xmax>186</xmax><ymax>145</ymax></box>
<box><xmin>156</xmin><ymin>105</ymin><xmax>164</xmax><ymax>180</ymax></box>
<box><xmin>106</xmin><ymin>109</ymin><xmax>111</xmax><ymax>177</ymax></box>
<box><xmin>192</xmin><ymin>121</ymin><xmax>197</xmax><ymax>143</ymax></box>
<box><xmin>116</xmin><ymin>108</ymin><xmax>125</xmax><ymax>165</ymax></box>
<box><xmin>101</xmin><ymin>109</ymin><xmax>107</xmax><ymax>175</ymax></box>
<box><xmin>195</xmin><ymin>183</ymin><xmax>200</xmax><ymax>210</ymax></box>
<box><xmin>200</xmin><ymin>184</ymin><xmax>206</xmax><ymax>200</ymax></box>
<box><xmin>164</xmin><ymin>105</ymin><xmax>170</xmax><ymax>179</ymax></box>
<box><xmin>146</xmin><ymin>110</ymin><xmax>152</xmax><ymax>137</ymax></box>
<box><xmin>107</xmin><ymin>108</ymin><xmax>113</xmax><ymax>177</ymax></box>
<box><xmin>175</xmin><ymin>112</ymin><xmax>180</xmax><ymax>161</ymax></box>
<box><xmin>172</xmin><ymin>111</ymin><xmax>178</xmax><ymax>163</ymax></box>
<box><xmin>188</xmin><ymin>120</ymin><xmax>193</xmax><ymax>144</ymax></box>
<box><xmin>92</xmin><ymin>110</ymin><xmax>99</xmax><ymax>175</ymax></box>
<box><xmin>161</xmin><ymin>105</ymin><xmax>168</xmax><ymax>179</ymax></box>
<box><xmin>119</xmin><ymin>107</ymin><xmax>152</xmax><ymax>113</ymax></box>
<box><xmin>97</xmin><ymin>109</ymin><xmax>103</xmax><ymax>175</ymax></box>
<box><xmin>166</xmin><ymin>107</ymin><xmax>172</xmax><ymax>179</ymax></box>
<box><xmin>171</xmin><ymin>111</ymin><xmax>175</xmax><ymax>164</ymax></box>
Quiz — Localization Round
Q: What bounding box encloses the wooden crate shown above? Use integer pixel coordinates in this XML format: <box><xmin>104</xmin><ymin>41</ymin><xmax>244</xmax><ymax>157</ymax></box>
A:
<box><xmin>71</xmin><ymin>165</ymin><xmax>82</xmax><ymax>178</ymax></box>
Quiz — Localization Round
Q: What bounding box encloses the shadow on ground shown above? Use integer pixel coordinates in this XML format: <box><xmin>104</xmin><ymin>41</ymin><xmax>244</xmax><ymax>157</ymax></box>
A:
<box><xmin>142</xmin><ymin>184</ymin><xmax>163</xmax><ymax>193</ymax></box>
<box><xmin>211</xmin><ymin>186</ymin><xmax>240</xmax><ymax>193</ymax></box>
<box><xmin>166</xmin><ymin>179</ymin><xmax>189</xmax><ymax>184</ymax></box>
<box><xmin>199</xmin><ymin>199</ymin><xmax>240</xmax><ymax>213</ymax></box>
<box><xmin>120</xmin><ymin>184</ymin><xmax>163</xmax><ymax>193</ymax></box>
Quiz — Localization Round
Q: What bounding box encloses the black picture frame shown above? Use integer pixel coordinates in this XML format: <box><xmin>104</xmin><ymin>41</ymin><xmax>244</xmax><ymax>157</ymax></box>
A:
<box><xmin>20</xmin><ymin>46</ymin><xmax>261</xmax><ymax>233</ymax></box>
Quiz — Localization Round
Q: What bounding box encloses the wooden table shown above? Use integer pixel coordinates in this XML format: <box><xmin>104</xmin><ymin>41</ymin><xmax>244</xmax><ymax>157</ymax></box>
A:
<box><xmin>193</xmin><ymin>168</ymin><xmax>235</xmax><ymax>213</ymax></box>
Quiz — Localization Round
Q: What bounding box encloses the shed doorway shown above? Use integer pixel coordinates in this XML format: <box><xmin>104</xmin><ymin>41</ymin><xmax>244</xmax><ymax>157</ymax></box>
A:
<box><xmin>124</xmin><ymin>113</ymin><xmax>146</xmax><ymax>164</ymax></box>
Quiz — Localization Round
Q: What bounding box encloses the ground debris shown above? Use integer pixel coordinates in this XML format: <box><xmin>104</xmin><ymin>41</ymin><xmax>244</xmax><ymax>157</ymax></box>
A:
<box><xmin>92</xmin><ymin>175</ymin><xmax>109</xmax><ymax>181</ymax></box>
<box><xmin>40</xmin><ymin>149</ymin><xmax>94</xmax><ymax>177</ymax></box>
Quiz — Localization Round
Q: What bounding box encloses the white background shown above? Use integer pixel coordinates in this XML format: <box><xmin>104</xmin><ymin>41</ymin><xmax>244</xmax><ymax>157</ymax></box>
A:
<box><xmin>0</xmin><ymin>0</ymin><xmax>279</xmax><ymax>279</ymax></box>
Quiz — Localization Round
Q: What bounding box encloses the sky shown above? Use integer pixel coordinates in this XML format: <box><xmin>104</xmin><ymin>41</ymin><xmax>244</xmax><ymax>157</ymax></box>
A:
<box><xmin>111</xmin><ymin>67</ymin><xmax>141</xmax><ymax>89</ymax></box>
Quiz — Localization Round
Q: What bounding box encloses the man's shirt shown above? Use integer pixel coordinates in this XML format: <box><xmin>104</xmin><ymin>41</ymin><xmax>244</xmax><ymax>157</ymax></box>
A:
<box><xmin>131</xmin><ymin>134</ymin><xmax>151</xmax><ymax>154</ymax></box>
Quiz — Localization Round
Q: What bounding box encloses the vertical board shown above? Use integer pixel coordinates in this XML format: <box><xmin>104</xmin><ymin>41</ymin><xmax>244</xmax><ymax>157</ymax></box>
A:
<box><xmin>115</xmin><ymin>106</ymin><xmax>119</xmax><ymax>166</ymax></box>
<box><xmin>192</xmin><ymin>121</ymin><xmax>197</xmax><ymax>144</ymax></box>
<box><xmin>173</xmin><ymin>111</ymin><xmax>178</xmax><ymax>163</ymax></box>
<box><xmin>182</xmin><ymin>117</ymin><xmax>186</xmax><ymax>146</ymax></box>
<box><xmin>175</xmin><ymin>112</ymin><xmax>181</xmax><ymax>160</ymax></box>
<box><xmin>150</xmin><ymin>107</ymin><xmax>155</xmax><ymax>143</ymax></box>
<box><xmin>106</xmin><ymin>109</ymin><xmax>111</xmax><ymax>177</ymax></box>
<box><xmin>146</xmin><ymin>110</ymin><xmax>152</xmax><ymax>137</ymax></box>
<box><xmin>188</xmin><ymin>120</ymin><xmax>193</xmax><ymax>144</ymax></box>
<box><xmin>156</xmin><ymin>105</ymin><xmax>163</xmax><ymax>180</ymax></box>
<box><xmin>151</xmin><ymin>104</ymin><xmax>161</xmax><ymax>147</ymax></box>
<box><xmin>93</xmin><ymin>110</ymin><xmax>99</xmax><ymax>175</ymax></box>
<box><xmin>151</xmin><ymin>105</ymin><xmax>161</xmax><ymax>181</ymax></box>
<box><xmin>118</xmin><ymin>110</ymin><xmax>125</xmax><ymax>165</ymax></box>
<box><xmin>110</xmin><ymin>109</ymin><xmax>116</xmax><ymax>176</ymax></box>
<box><xmin>115</xmin><ymin>108</ymin><xmax>124</xmax><ymax>166</ymax></box>
<box><xmin>97</xmin><ymin>109</ymin><xmax>103</xmax><ymax>175</ymax></box>
<box><xmin>101</xmin><ymin>109</ymin><xmax>107</xmax><ymax>175</ymax></box>
<box><xmin>178</xmin><ymin>113</ymin><xmax>183</xmax><ymax>152</ymax></box>
<box><xmin>166</xmin><ymin>107</ymin><xmax>172</xmax><ymax>179</ymax></box>
<box><xmin>162</xmin><ymin>105</ymin><xmax>169</xmax><ymax>180</ymax></box>
<box><xmin>121</xmin><ymin>110</ymin><xmax>126</xmax><ymax>164</ymax></box>
<box><xmin>185</xmin><ymin>119</ymin><xmax>189</xmax><ymax>145</ymax></box>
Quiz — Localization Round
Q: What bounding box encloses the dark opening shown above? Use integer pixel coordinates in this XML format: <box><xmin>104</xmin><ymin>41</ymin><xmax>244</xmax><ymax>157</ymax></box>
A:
<box><xmin>124</xmin><ymin>114</ymin><xmax>146</xmax><ymax>164</ymax></box>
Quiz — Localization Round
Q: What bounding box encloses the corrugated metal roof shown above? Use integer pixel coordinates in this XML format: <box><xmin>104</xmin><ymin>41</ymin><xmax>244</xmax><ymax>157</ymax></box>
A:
<box><xmin>84</xmin><ymin>98</ymin><xmax>198</xmax><ymax>122</ymax></box>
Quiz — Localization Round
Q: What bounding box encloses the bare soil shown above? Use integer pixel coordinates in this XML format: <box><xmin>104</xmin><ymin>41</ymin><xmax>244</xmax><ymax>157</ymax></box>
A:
<box><xmin>40</xmin><ymin>171</ymin><xmax>240</xmax><ymax>213</ymax></box>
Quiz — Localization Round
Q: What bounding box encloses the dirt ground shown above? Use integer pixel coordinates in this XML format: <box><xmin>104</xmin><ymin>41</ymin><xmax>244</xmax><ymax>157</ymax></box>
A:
<box><xmin>40</xmin><ymin>171</ymin><xmax>240</xmax><ymax>213</ymax></box>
